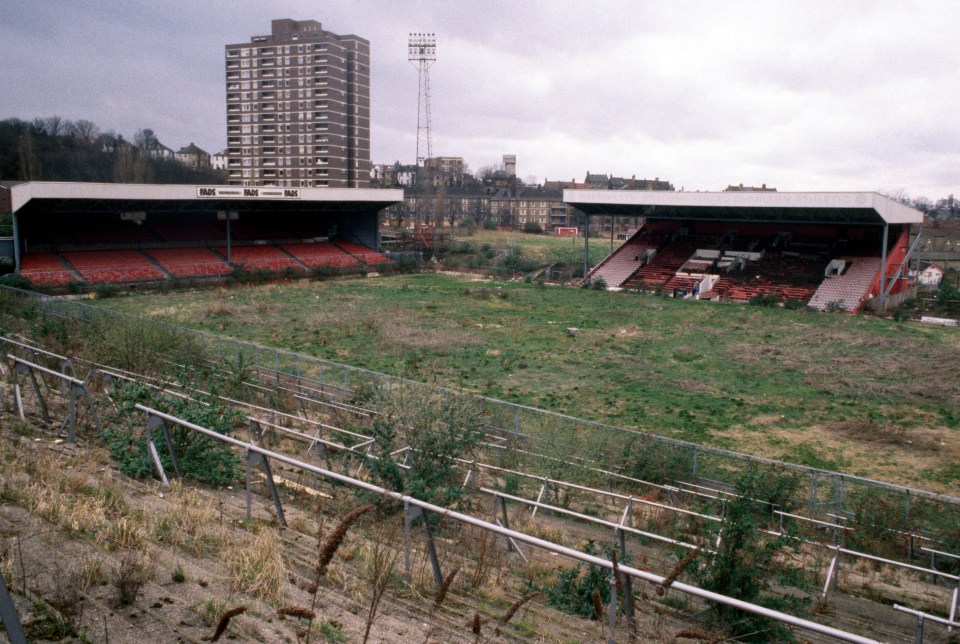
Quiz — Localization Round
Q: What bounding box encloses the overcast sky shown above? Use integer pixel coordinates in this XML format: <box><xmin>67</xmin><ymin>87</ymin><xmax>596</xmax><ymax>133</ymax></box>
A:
<box><xmin>2</xmin><ymin>1</ymin><xmax>957</xmax><ymax>198</ymax></box>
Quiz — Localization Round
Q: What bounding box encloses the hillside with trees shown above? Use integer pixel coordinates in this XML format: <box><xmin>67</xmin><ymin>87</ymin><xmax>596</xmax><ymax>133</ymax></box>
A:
<box><xmin>0</xmin><ymin>116</ymin><xmax>224</xmax><ymax>184</ymax></box>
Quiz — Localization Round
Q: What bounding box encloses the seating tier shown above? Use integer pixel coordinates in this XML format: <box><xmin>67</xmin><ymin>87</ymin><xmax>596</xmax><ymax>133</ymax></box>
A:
<box><xmin>20</xmin><ymin>252</ymin><xmax>76</xmax><ymax>286</ymax></box>
<box><xmin>144</xmin><ymin>247</ymin><xmax>232</xmax><ymax>277</ymax></box>
<box><xmin>214</xmin><ymin>245</ymin><xmax>301</xmax><ymax>271</ymax></box>
<box><xmin>280</xmin><ymin>242</ymin><xmax>360</xmax><ymax>268</ymax></box>
<box><xmin>335</xmin><ymin>241</ymin><xmax>389</xmax><ymax>265</ymax></box>
<box><xmin>60</xmin><ymin>250</ymin><xmax>165</xmax><ymax>284</ymax></box>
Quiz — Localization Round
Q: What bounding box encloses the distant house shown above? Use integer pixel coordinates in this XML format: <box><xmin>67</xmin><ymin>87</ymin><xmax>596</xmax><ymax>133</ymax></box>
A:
<box><xmin>175</xmin><ymin>143</ymin><xmax>211</xmax><ymax>170</ymax></box>
<box><xmin>144</xmin><ymin>139</ymin><xmax>176</xmax><ymax>160</ymax></box>
<box><xmin>583</xmin><ymin>172</ymin><xmax>674</xmax><ymax>191</ymax></box>
<box><xmin>724</xmin><ymin>183</ymin><xmax>776</xmax><ymax>192</ymax></box>
<box><xmin>211</xmin><ymin>149</ymin><xmax>229</xmax><ymax>171</ymax></box>
<box><xmin>917</xmin><ymin>263</ymin><xmax>944</xmax><ymax>286</ymax></box>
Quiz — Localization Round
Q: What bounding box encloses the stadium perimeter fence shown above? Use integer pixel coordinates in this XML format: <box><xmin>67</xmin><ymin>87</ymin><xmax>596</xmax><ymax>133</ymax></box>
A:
<box><xmin>1</xmin><ymin>283</ymin><xmax>958</xmax><ymax>558</ymax></box>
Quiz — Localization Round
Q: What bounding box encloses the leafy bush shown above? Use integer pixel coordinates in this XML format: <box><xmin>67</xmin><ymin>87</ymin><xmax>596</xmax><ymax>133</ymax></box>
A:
<box><xmin>825</xmin><ymin>299</ymin><xmax>846</xmax><ymax>313</ymax></box>
<box><xmin>685</xmin><ymin>467</ymin><xmax>809</xmax><ymax>642</ymax></box>
<box><xmin>748</xmin><ymin>293</ymin><xmax>781</xmax><ymax>307</ymax></box>
<box><xmin>523</xmin><ymin>221</ymin><xmax>543</xmax><ymax>234</ymax></box>
<box><xmin>101</xmin><ymin>381</ymin><xmax>243</xmax><ymax>486</ymax></box>
<box><xmin>535</xmin><ymin>540</ymin><xmax>610</xmax><ymax>619</ymax></box>
<box><xmin>365</xmin><ymin>384</ymin><xmax>484</xmax><ymax>508</ymax></box>
<box><xmin>622</xmin><ymin>437</ymin><xmax>692</xmax><ymax>485</ymax></box>
<box><xmin>846</xmin><ymin>489</ymin><xmax>912</xmax><ymax>558</ymax></box>
<box><xmin>93</xmin><ymin>283</ymin><xmax>119</xmax><ymax>299</ymax></box>
<box><xmin>83</xmin><ymin>311</ymin><xmax>208</xmax><ymax>379</ymax></box>
<box><xmin>501</xmin><ymin>247</ymin><xmax>538</xmax><ymax>273</ymax></box>
<box><xmin>592</xmin><ymin>276</ymin><xmax>607</xmax><ymax>290</ymax></box>
<box><xmin>0</xmin><ymin>273</ymin><xmax>32</xmax><ymax>290</ymax></box>
<box><xmin>482</xmin><ymin>219</ymin><xmax>497</xmax><ymax>230</ymax></box>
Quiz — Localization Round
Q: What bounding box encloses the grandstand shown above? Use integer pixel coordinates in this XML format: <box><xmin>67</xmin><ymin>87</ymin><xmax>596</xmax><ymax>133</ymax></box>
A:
<box><xmin>4</xmin><ymin>182</ymin><xmax>401</xmax><ymax>287</ymax></box>
<box><xmin>569</xmin><ymin>191</ymin><xmax>924</xmax><ymax>312</ymax></box>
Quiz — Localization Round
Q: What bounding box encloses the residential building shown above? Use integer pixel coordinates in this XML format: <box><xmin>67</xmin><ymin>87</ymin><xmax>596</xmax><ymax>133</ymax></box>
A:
<box><xmin>583</xmin><ymin>172</ymin><xmax>675</xmax><ymax>191</ymax></box>
<box><xmin>144</xmin><ymin>139</ymin><xmax>176</xmax><ymax>160</ymax></box>
<box><xmin>175</xmin><ymin>143</ymin><xmax>211</xmax><ymax>170</ymax></box>
<box><xmin>423</xmin><ymin>156</ymin><xmax>465</xmax><ymax>186</ymax></box>
<box><xmin>723</xmin><ymin>183</ymin><xmax>776</xmax><ymax>192</ymax></box>
<box><xmin>211</xmin><ymin>149</ymin><xmax>229</xmax><ymax>171</ymax></box>
<box><xmin>225</xmin><ymin>18</ymin><xmax>370</xmax><ymax>187</ymax></box>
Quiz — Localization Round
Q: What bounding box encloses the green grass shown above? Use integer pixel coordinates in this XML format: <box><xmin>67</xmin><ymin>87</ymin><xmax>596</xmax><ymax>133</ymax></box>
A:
<box><xmin>102</xmin><ymin>272</ymin><xmax>960</xmax><ymax>492</ymax></box>
<box><xmin>442</xmin><ymin>229</ymin><xmax>614</xmax><ymax>272</ymax></box>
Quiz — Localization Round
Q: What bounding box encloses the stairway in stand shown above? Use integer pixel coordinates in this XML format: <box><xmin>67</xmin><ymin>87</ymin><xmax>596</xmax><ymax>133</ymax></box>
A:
<box><xmin>807</xmin><ymin>257</ymin><xmax>881</xmax><ymax>312</ymax></box>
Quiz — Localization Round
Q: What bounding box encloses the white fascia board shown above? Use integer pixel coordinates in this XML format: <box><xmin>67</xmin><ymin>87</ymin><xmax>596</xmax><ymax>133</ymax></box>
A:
<box><xmin>563</xmin><ymin>190</ymin><xmax>924</xmax><ymax>225</ymax></box>
<box><xmin>11</xmin><ymin>182</ymin><xmax>402</xmax><ymax>212</ymax></box>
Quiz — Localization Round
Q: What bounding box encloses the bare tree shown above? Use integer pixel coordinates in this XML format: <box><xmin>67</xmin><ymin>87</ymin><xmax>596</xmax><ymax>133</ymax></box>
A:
<box><xmin>476</xmin><ymin>164</ymin><xmax>499</xmax><ymax>181</ymax></box>
<box><xmin>134</xmin><ymin>128</ymin><xmax>158</xmax><ymax>151</ymax></box>
<box><xmin>17</xmin><ymin>130</ymin><xmax>41</xmax><ymax>180</ymax></box>
<box><xmin>70</xmin><ymin>119</ymin><xmax>100</xmax><ymax>141</ymax></box>
<box><xmin>34</xmin><ymin>115</ymin><xmax>65</xmax><ymax>137</ymax></box>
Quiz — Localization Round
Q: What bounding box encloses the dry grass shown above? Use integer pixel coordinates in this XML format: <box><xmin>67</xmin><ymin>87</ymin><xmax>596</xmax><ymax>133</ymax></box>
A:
<box><xmin>824</xmin><ymin>420</ymin><xmax>943</xmax><ymax>452</ymax></box>
<box><xmin>228</xmin><ymin>527</ymin><xmax>287</xmax><ymax>603</ymax></box>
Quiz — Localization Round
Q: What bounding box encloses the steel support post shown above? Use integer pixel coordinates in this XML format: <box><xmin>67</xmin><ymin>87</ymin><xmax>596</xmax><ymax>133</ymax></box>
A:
<box><xmin>616</xmin><ymin>528</ymin><xmax>635</xmax><ymax>619</ymax></box>
<box><xmin>0</xmin><ymin>573</ymin><xmax>26</xmax><ymax>644</ymax></box>
<box><xmin>11</xmin><ymin>211</ymin><xmax>21</xmax><ymax>275</ymax></box>
<box><xmin>14</xmin><ymin>361</ymin><xmax>50</xmax><ymax>423</ymax></box>
<box><xmin>245</xmin><ymin>450</ymin><xmax>287</xmax><ymax>527</ymax></box>
<box><xmin>880</xmin><ymin>224</ymin><xmax>889</xmax><ymax>308</ymax></box>
<box><xmin>583</xmin><ymin>214</ymin><xmax>590</xmax><ymax>279</ymax></box>
<box><xmin>950</xmin><ymin>582</ymin><xmax>959</xmax><ymax>633</ymax></box>
<box><xmin>607</xmin><ymin>566</ymin><xmax>618</xmax><ymax>644</ymax></box>
<box><xmin>403</xmin><ymin>503</ymin><xmax>443</xmax><ymax>589</ymax></box>
<box><xmin>145</xmin><ymin>414</ymin><xmax>171</xmax><ymax>485</ymax></box>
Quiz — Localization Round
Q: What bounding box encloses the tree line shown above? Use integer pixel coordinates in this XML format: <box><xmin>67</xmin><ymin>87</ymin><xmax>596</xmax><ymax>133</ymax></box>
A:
<box><xmin>0</xmin><ymin>116</ymin><xmax>224</xmax><ymax>185</ymax></box>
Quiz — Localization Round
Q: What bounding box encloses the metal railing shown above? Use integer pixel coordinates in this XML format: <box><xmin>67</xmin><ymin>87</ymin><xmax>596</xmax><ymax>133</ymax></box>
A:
<box><xmin>135</xmin><ymin>403</ymin><xmax>880</xmax><ymax>644</ymax></box>
<box><xmin>2</xmin><ymin>282</ymin><xmax>959</xmax><ymax>552</ymax></box>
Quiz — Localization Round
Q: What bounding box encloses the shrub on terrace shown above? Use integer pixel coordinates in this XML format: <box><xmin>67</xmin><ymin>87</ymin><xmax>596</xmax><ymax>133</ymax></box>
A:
<box><xmin>364</xmin><ymin>384</ymin><xmax>484</xmax><ymax>508</ymax></box>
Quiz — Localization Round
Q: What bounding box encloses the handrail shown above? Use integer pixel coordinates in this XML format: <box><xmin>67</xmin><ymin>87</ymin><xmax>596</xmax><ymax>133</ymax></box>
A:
<box><xmin>134</xmin><ymin>403</ymin><xmax>880</xmax><ymax>644</ymax></box>
<box><xmin>3</xmin><ymin>284</ymin><xmax>958</xmax><ymax>509</ymax></box>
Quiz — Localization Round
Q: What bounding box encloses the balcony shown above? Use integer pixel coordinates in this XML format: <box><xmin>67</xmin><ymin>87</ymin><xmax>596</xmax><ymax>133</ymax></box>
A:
<box><xmin>226</xmin><ymin>72</ymin><xmax>240</xmax><ymax>79</ymax></box>
<box><xmin>227</xmin><ymin>49</ymin><xmax>239</xmax><ymax>57</ymax></box>
<box><xmin>226</xmin><ymin>93</ymin><xmax>240</xmax><ymax>102</ymax></box>
<box><xmin>226</xmin><ymin>61</ymin><xmax>240</xmax><ymax>69</ymax></box>
<box><xmin>227</xmin><ymin>115</ymin><xmax>240</xmax><ymax>123</ymax></box>
<box><xmin>227</xmin><ymin>137</ymin><xmax>241</xmax><ymax>145</ymax></box>
<box><xmin>228</xmin><ymin>160</ymin><xmax>241</xmax><ymax>167</ymax></box>
<box><xmin>227</xmin><ymin>82</ymin><xmax>240</xmax><ymax>90</ymax></box>
<box><xmin>227</xmin><ymin>106</ymin><xmax>240</xmax><ymax>113</ymax></box>
<box><xmin>227</xmin><ymin>126</ymin><xmax>240</xmax><ymax>133</ymax></box>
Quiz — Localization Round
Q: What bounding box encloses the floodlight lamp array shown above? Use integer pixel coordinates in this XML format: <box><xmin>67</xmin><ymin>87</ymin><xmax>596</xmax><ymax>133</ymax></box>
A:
<box><xmin>407</xmin><ymin>33</ymin><xmax>437</xmax><ymax>61</ymax></box>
